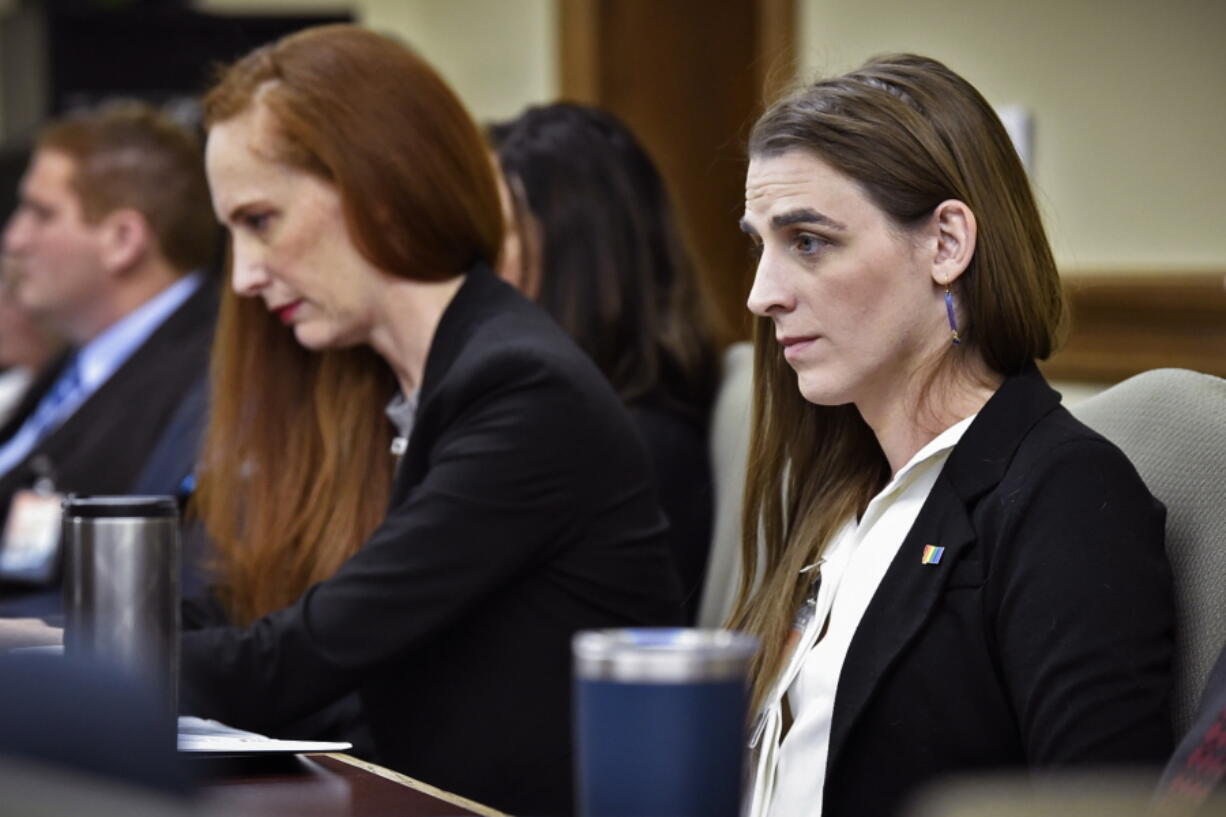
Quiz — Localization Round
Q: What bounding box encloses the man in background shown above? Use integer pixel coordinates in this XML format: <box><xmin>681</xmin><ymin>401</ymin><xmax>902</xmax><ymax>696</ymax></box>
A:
<box><xmin>0</xmin><ymin>101</ymin><xmax>217</xmax><ymax>609</ymax></box>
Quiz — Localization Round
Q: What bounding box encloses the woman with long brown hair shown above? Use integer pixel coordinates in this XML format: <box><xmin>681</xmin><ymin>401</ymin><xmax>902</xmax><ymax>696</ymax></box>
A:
<box><xmin>179</xmin><ymin>25</ymin><xmax>681</xmax><ymax>815</ymax></box>
<box><xmin>488</xmin><ymin>103</ymin><xmax>724</xmax><ymax>621</ymax></box>
<box><xmin>733</xmin><ymin>54</ymin><xmax>1173</xmax><ymax>817</ymax></box>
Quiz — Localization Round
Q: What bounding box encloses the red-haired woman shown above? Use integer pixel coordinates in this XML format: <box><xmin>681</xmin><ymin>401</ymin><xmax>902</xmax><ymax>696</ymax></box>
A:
<box><xmin>180</xmin><ymin>25</ymin><xmax>681</xmax><ymax>815</ymax></box>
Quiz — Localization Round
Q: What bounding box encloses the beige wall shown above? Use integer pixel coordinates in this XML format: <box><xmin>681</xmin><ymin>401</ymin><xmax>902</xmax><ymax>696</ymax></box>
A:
<box><xmin>196</xmin><ymin>0</ymin><xmax>557</xmax><ymax>124</ymax></box>
<box><xmin>195</xmin><ymin>0</ymin><xmax>347</xmax><ymax>11</ymax></box>
<box><xmin>798</xmin><ymin>0</ymin><xmax>1226</xmax><ymax>273</ymax></box>
<box><xmin>85</xmin><ymin>0</ymin><xmax>1226</xmax><ymax>275</ymax></box>
<box><xmin>361</xmin><ymin>0</ymin><xmax>557</xmax><ymax>123</ymax></box>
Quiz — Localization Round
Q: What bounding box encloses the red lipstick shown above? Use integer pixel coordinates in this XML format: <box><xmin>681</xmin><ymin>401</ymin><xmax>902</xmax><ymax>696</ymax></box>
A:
<box><xmin>273</xmin><ymin>300</ymin><xmax>302</xmax><ymax>324</ymax></box>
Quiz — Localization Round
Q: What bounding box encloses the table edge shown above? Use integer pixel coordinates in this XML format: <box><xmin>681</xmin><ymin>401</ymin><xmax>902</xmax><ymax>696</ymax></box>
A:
<box><xmin>312</xmin><ymin>752</ymin><xmax>510</xmax><ymax>817</ymax></box>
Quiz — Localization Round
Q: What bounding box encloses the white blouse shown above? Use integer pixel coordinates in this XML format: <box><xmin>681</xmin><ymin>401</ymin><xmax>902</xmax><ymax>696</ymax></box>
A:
<box><xmin>747</xmin><ymin>414</ymin><xmax>976</xmax><ymax>817</ymax></box>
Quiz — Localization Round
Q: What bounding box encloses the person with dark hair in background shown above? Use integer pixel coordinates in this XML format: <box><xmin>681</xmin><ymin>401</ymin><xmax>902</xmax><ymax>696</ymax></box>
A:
<box><xmin>733</xmin><ymin>54</ymin><xmax>1173</xmax><ymax>817</ymax></box>
<box><xmin>0</xmin><ymin>101</ymin><xmax>217</xmax><ymax>612</ymax></box>
<box><xmin>489</xmin><ymin>104</ymin><xmax>723</xmax><ymax>620</ymax></box>
<box><xmin>180</xmin><ymin>25</ymin><xmax>680</xmax><ymax>816</ymax></box>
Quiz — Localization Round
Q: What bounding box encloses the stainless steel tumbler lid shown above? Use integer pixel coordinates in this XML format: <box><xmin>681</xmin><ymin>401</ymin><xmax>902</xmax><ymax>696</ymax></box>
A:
<box><xmin>574</xmin><ymin>628</ymin><xmax>759</xmax><ymax>683</ymax></box>
<box><xmin>62</xmin><ymin>495</ymin><xmax>178</xmax><ymax>519</ymax></box>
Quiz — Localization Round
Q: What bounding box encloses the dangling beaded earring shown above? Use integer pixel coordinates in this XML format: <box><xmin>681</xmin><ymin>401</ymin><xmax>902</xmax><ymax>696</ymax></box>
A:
<box><xmin>944</xmin><ymin>285</ymin><xmax>961</xmax><ymax>346</ymax></box>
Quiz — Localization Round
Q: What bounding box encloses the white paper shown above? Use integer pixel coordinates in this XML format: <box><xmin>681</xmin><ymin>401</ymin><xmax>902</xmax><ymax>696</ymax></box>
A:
<box><xmin>177</xmin><ymin>716</ymin><xmax>352</xmax><ymax>754</ymax></box>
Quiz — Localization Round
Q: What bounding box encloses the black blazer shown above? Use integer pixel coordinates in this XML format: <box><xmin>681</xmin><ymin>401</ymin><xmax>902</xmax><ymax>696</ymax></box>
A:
<box><xmin>627</xmin><ymin>399</ymin><xmax>713</xmax><ymax>622</ymax></box>
<box><xmin>180</xmin><ymin>266</ymin><xmax>683</xmax><ymax>816</ymax></box>
<box><xmin>0</xmin><ymin>281</ymin><xmax>216</xmax><ymax>509</ymax></box>
<box><xmin>0</xmin><ymin>281</ymin><xmax>216</xmax><ymax>589</ymax></box>
<box><xmin>822</xmin><ymin>366</ymin><xmax>1174</xmax><ymax>817</ymax></box>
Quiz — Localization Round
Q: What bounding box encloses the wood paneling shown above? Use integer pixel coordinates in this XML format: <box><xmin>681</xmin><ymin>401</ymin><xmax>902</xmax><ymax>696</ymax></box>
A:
<box><xmin>559</xmin><ymin>0</ymin><xmax>796</xmax><ymax>343</ymax></box>
<box><xmin>1041</xmin><ymin>273</ymin><xmax>1226</xmax><ymax>383</ymax></box>
<box><xmin>558</xmin><ymin>0</ymin><xmax>600</xmax><ymax>104</ymax></box>
<box><xmin>755</xmin><ymin>0</ymin><xmax>798</xmax><ymax>104</ymax></box>
<box><xmin>557</xmin><ymin>7</ymin><xmax>1226</xmax><ymax>384</ymax></box>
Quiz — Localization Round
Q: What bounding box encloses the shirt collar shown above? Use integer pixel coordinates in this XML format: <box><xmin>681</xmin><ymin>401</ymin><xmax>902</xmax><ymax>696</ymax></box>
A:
<box><xmin>385</xmin><ymin>389</ymin><xmax>420</xmax><ymax>439</ymax></box>
<box><xmin>897</xmin><ymin>413</ymin><xmax>977</xmax><ymax>481</ymax></box>
<box><xmin>867</xmin><ymin>412</ymin><xmax>979</xmax><ymax>516</ymax></box>
<box><xmin>77</xmin><ymin>273</ymin><xmax>202</xmax><ymax>390</ymax></box>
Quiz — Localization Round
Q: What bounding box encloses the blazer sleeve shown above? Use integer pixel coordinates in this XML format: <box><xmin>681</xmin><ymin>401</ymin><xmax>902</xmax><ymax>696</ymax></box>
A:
<box><xmin>988</xmin><ymin>437</ymin><xmax>1174</xmax><ymax>766</ymax></box>
<box><xmin>179</xmin><ymin>351</ymin><xmax>623</xmax><ymax>729</ymax></box>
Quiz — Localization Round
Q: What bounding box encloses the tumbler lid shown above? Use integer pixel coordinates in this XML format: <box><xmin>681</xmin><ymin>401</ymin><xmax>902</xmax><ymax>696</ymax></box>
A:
<box><xmin>62</xmin><ymin>495</ymin><xmax>179</xmax><ymax>519</ymax></box>
<box><xmin>573</xmin><ymin>628</ymin><xmax>759</xmax><ymax>683</ymax></box>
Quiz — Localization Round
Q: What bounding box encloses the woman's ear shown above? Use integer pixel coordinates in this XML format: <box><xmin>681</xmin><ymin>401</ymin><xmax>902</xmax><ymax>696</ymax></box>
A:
<box><xmin>930</xmin><ymin>199</ymin><xmax>976</xmax><ymax>286</ymax></box>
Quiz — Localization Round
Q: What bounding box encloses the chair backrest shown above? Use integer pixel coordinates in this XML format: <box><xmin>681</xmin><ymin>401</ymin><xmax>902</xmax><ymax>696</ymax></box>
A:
<box><xmin>697</xmin><ymin>342</ymin><xmax>754</xmax><ymax>628</ymax></box>
<box><xmin>905</xmin><ymin>770</ymin><xmax>1211</xmax><ymax>817</ymax></box>
<box><xmin>1069</xmin><ymin>368</ymin><xmax>1226</xmax><ymax>735</ymax></box>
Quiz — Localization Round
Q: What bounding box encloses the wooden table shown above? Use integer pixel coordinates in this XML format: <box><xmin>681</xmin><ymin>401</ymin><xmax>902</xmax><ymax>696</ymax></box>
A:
<box><xmin>197</xmin><ymin>752</ymin><xmax>507</xmax><ymax>817</ymax></box>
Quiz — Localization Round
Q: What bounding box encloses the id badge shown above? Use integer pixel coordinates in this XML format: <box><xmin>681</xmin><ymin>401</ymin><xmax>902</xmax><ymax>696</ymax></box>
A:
<box><xmin>0</xmin><ymin>489</ymin><xmax>65</xmax><ymax>584</ymax></box>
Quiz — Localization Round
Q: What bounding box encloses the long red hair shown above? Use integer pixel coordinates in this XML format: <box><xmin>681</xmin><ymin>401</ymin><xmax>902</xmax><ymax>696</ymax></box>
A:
<box><xmin>193</xmin><ymin>25</ymin><xmax>502</xmax><ymax>624</ymax></box>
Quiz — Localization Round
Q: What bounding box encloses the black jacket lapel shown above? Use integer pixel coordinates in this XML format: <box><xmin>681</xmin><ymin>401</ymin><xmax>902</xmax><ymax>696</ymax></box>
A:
<box><xmin>827</xmin><ymin>477</ymin><xmax>978</xmax><ymax>766</ymax></box>
<box><xmin>389</xmin><ymin>262</ymin><xmax>511</xmax><ymax>507</ymax></box>
<box><xmin>826</xmin><ymin>365</ymin><xmax>1063</xmax><ymax>771</ymax></box>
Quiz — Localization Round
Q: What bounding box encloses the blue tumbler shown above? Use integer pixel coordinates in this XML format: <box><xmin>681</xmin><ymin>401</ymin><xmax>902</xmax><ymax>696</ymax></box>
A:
<box><xmin>574</xmin><ymin>628</ymin><xmax>759</xmax><ymax>817</ymax></box>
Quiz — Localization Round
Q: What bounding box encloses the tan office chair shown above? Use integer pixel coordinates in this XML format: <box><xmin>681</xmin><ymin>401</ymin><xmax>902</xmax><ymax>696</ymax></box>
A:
<box><xmin>697</xmin><ymin>342</ymin><xmax>755</xmax><ymax>628</ymax></box>
<box><xmin>1070</xmin><ymin>368</ymin><xmax>1226</xmax><ymax>736</ymax></box>
<box><xmin>907</xmin><ymin>769</ymin><xmax>1226</xmax><ymax>817</ymax></box>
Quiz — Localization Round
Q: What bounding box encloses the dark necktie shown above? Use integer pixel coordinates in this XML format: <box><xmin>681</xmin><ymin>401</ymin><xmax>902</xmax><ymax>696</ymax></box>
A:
<box><xmin>0</xmin><ymin>354</ymin><xmax>82</xmax><ymax>478</ymax></box>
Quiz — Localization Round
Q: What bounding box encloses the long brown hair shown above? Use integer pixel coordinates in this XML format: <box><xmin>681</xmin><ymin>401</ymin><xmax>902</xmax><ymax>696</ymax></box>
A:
<box><xmin>194</xmin><ymin>25</ymin><xmax>502</xmax><ymax>625</ymax></box>
<box><xmin>729</xmin><ymin>54</ymin><xmax>1066</xmax><ymax>711</ymax></box>
<box><xmin>488</xmin><ymin>103</ymin><xmax>724</xmax><ymax>423</ymax></box>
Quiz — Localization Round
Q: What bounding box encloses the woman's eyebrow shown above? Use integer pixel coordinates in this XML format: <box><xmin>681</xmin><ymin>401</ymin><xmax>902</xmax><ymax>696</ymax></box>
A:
<box><xmin>225</xmin><ymin>200</ymin><xmax>264</xmax><ymax>225</ymax></box>
<box><xmin>771</xmin><ymin>207</ymin><xmax>847</xmax><ymax>231</ymax></box>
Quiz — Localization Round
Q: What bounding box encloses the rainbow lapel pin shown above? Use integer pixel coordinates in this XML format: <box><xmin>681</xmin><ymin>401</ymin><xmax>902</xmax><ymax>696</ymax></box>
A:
<box><xmin>921</xmin><ymin>545</ymin><xmax>945</xmax><ymax>565</ymax></box>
